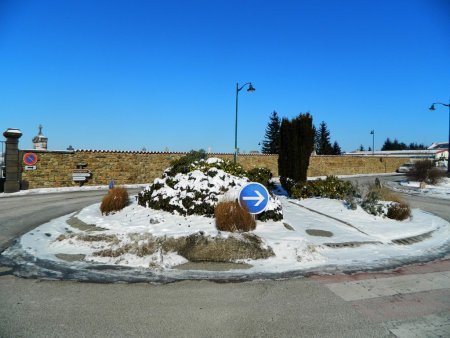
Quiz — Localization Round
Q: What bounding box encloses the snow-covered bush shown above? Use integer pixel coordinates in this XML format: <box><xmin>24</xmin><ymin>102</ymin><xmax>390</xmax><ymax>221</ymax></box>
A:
<box><xmin>246</xmin><ymin>167</ymin><xmax>273</xmax><ymax>187</ymax></box>
<box><xmin>361</xmin><ymin>188</ymin><xmax>411</xmax><ymax>220</ymax></box>
<box><xmin>138</xmin><ymin>157</ymin><xmax>283</xmax><ymax>221</ymax></box>
<box><xmin>361</xmin><ymin>190</ymin><xmax>385</xmax><ymax>216</ymax></box>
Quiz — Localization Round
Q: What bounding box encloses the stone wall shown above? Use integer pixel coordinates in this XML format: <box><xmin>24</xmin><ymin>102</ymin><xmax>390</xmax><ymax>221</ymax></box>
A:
<box><xmin>19</xmin><ymin>150</ymin><xmax>278</xmax><ymax>189</ymax></box>
<box><xmin>19</xmin><ymin>150</ymin><xmax>408</xmax><ymax>189</ymax></box>
<box><xmin>308</xmin><ymin>155</ymin><xmax>407</xmax><ymax>177</ymax></box>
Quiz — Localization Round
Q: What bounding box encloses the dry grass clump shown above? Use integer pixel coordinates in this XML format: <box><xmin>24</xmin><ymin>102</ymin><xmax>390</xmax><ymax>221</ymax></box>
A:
<box><xmin>215</xmin><ymin>200</ymin><xmax>256</xmax><ymax>232</ymax></box>
<box><xmin>178</xmin><ymin>232</ymin><xmax>274</xmax><ymax>262</ymax></box>
<box><xmin>100</xmin><ymin>187</ymin><xmax>129</xmax><ymax>215</ymax></box>
<box><xmin>427</xmin><ymin>167</ymin><xmax>446</xmax><ymax>185</ymax></box>
<box><xmin>77</xmin><ymin>234</ymin><xmax>119</xmax><ymax>243</ymax></box>
<box><xmin>387</xmin><ymin>202</ymin><xmax>411</xmax><ymax>221</ymax></box>
<box><xmin>93</xmin><ymin>234</ymin><xmax>187</xmax><ymax>258</ymax></box>
<box><xmin>368</xmin><ymin>185</ymin><xmax>404</xmax><ymax>203</ymax></box>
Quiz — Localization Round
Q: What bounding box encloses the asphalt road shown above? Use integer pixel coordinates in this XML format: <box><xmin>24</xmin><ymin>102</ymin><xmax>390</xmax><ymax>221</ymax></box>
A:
<box><xmin>0</xmin><ymin>179</ymin><xmax>449</xmax><ymax>337</ymax></box>
<box><xmin>0</xmin><ymin>189</ymin><xmax>141</xmax><ymax>252</ymax></box>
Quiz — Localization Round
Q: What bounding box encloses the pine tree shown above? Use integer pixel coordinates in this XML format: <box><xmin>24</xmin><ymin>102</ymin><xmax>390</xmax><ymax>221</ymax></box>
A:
<box><xmin>409</xmin><ymin>142</ymin><xmax>426</xmax><ymax>150</ymax></box>
<box><xmin>382</xmin><ymin>138</ymin><xmax>421</xmax><ymax>150</ymax></box>
<box><xmin>261</xmin><ymin>111</ymin><xmax>281</xmax><ymax>154</ymax></box>
<box><xmin>382</xmin><ymin>138</ymin><xmax>393</xmax><ymax>150</ymax></box>
<box><xmin>316</xmin><ymin>121</ymin><xmax>333</xmax><ymax>155</ymax></box>
<box><xmin>332</xmin><ymin>141</ymin><xmax>342</xmax><ymax>155</ymax></box>
<box><xmin>359</xmin><ymin>144</ymin><xmax>365</xmax><ymax>151</ymax></box>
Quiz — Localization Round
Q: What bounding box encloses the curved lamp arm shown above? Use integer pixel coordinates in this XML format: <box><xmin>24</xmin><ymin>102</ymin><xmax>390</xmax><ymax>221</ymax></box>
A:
<box><xmin>237</xmin><ymin>82</ymin><xmax>255</xmax><ymax>92</ymax></box>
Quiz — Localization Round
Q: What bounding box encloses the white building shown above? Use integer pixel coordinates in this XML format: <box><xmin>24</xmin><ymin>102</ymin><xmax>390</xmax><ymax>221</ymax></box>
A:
<box><xmin>347</xmin><ymin>142</ymin><xmax>448</xmax><ymax>167</ymax></box>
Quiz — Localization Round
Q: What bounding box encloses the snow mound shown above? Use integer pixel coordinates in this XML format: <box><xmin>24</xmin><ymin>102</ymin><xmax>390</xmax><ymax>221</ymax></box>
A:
<box><xmin>138</xmin><ymin>158</ymin><xmax>283</xmax><ymax>221</ymax></box>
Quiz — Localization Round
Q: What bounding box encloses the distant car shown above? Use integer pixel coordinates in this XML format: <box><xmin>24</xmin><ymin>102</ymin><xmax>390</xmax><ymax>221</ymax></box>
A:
<box><xmin>396</xmin><ymin>163</ymin><xmax>414</xmax><ymax>173</ymax></box>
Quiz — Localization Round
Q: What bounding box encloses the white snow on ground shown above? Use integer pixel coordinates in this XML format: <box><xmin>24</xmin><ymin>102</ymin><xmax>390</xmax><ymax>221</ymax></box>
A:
<box><xmin>8</xmin><ymin>192</ymin><xmax>450</xmax><ymax>274</ymax></box>
<box><xmin>386</xmin><ymin>178</ymin><xmax>450</xmax><ymax>200</ymax></box>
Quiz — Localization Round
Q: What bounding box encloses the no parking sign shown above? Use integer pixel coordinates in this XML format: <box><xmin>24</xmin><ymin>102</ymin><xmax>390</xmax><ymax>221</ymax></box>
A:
<box><xmin>23</xmin><ymin>152</ymin><xmax>38</xmax><ymax>166</ymax></box>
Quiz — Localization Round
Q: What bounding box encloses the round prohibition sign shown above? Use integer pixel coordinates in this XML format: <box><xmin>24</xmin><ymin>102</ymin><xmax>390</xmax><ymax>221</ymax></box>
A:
<box><xmin>23</xmin><ymin>152</ymin><xmax>38</xmax><ymax>166</ymax></box>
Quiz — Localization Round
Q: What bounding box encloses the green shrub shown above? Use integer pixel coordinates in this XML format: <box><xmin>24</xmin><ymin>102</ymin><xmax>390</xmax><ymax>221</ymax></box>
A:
<box><xmin>387</xmin><ymin>202</ymin><xmax>411</xmax><ymax>220</ymax></box>
<box><xmin>100</xmin><ymin>187</ymin><xmax>129</xmax><ymax>215</ymax></box>
<box><xmin>216</xmin><ymin>161</ymin><xmax>247</xmax><ymax>178</ymax></box>
<box><xmin>360</xmin><ymin>189</ymin><xmax>384</xmax><ymax>216</ymax></box>
<box><xmin>344</xmin><ymin>194</ymin><xmax>358</xmax><ymax>210</ymax></box>
<box><xmin>246</xmin><ymin>167</ymin><xmax>272</xmax><ymax>187</ymax></box>
<box><xmin>215</xmin><ymin>200</ymin><xmax>256</xmax><ymax>232</ymax></box>
<box><xmin>280</xmin><ymin>177</ymin><xmax>296</xmax><ymax>195</ymax></box>
<box><xmin>290</xmin><ymin>176</ymin><xmax>355</xmax><ymax>200</ymax></box>
<box><xmin>165</xmin><ymin>150</ymin><xmax>207</xmax><ymax>177</ymax></box>
<box><xmin>258</xmin><ymin>206</ymin><xmax>283</xmax><ymax>222</ymax></box>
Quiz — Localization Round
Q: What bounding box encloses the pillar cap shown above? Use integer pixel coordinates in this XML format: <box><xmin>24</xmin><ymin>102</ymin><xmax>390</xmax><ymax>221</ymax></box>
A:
<box><xmin>3</xmin><ymin>128</ymin><xmax>22</xmax><ymax>138</ymax></box>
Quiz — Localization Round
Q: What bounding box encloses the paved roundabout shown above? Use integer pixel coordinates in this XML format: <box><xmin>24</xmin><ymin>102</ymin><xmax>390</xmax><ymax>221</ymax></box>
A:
<box><xmin>1</xmin><ymin>190</ymin><xmax>449</xmax><ymax>284</ymax></box>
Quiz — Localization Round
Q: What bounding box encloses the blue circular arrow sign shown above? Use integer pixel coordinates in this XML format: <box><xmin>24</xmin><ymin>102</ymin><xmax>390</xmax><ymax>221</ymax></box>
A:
<box><xmin>239</xmin><ymin>182</ymin><xmax>270</xmax><ymax>215</ymax></box>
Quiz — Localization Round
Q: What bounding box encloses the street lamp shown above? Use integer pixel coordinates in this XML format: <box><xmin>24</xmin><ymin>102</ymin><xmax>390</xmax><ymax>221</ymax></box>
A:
<box><xmin>370</xmin><ymin>130</ymin><xmax>375</xmax><ymax>155</ymax></box>
<box><xmin>429</xmin><ymin>100</ymin><xmax>450</xmax><ymax>176</ymax></box>
<box><xmin>234</xmin><ymin>82</ymin><xmax>255</xmax><ymax>163</ymax></box>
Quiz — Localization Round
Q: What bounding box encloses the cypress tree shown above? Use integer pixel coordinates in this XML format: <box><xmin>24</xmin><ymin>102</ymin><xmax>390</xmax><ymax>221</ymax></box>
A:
<box><xmin>278</xmin><ymin>113</ymin><xmax>314</xmax><ymax>191</ymax></box>
<box><xmin>295</xmin><ymin>113</ymin><xmax>314</xmax><ymax>182</ymax></box>
<box><xmin>278</xmin><ymin>118</ymin><xmax>290</xmax><ymax>180</ymax></box>
<box><xmin>261</xmin><ymin>111</ymin><xmax>281</xmax><ymax>154</ymax></box>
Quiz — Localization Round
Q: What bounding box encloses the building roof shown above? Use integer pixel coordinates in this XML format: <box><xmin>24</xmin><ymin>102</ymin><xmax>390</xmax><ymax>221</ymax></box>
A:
<box><xmin>428</xmin><ymin>142</ymin><xmax>449</xmax><ymax>150</ymax></box>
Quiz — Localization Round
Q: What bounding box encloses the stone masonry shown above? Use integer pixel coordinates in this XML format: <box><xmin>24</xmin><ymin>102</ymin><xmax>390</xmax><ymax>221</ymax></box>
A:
<box><xmin>18</xmin><ymin>150</ymin><xmax>408</xmax><ymax>189</ymax></box>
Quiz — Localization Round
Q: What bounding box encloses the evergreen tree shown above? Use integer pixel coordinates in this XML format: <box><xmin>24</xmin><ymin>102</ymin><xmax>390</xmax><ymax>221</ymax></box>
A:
<box><xmin>382</xmin><ymin>138</ymin><xmax>424</xmax><ymax>150</ymax></box>
<box><xmin>316</xmin><ymin>121</ymin><xmax>333</xmax><ymax>155</ymax></box>
<box><xmin>332</xmin><ymin>141</ymin><xmax>342</xmax><ymax>155</ymax></box>
<box><xmin>408</xmin><ymin>142</ymin><xmax>426</xmax><ymax>150</ymax></box>
<box><xmin>359</xmin><ymin>144</ymin><xmax>365</xmax><ymax>151</ymax></box>
<box><xmin>312</xmin><ymin>124</ymin><xmax>319</xmax><ymax>153</ymax></box>
<box><xmin>261</xmin><ymin>111</ymin><xmax>281</xmax><ymax>154</ymax></box>
<box><xmin>278</xmin><ymin>113</ymin><xmax>314</xmax><ymax>191</ymax></box>
<box><xmin>382</xmin><ymin>138</ymin><xmax>393</xmax><ymax>150</ymax></box>
<box><xmin>278</xmin><ymin>118</ymin><xmax>291</xmax><ymax>181</ymax></box>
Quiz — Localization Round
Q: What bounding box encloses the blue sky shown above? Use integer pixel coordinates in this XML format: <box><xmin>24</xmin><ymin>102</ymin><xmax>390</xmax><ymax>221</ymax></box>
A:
<box><xmin>1</xmin><ymin>0</ymin><xmax>449</xmax><ymax>153</ymax></box>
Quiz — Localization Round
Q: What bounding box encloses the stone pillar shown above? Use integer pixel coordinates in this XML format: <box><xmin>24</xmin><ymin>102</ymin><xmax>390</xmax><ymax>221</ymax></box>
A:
<box><xmin>3</xmin><ymin>128</ymin><xmax>22</xmax><ymax>193</ymax></box>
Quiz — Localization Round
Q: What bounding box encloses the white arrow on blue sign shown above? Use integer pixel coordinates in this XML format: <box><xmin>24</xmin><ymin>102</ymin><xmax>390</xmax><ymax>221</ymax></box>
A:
<box><xmin>239</xmin><ymin>182</ymin><xmax>270</xmax><ymax>215</ymax></box>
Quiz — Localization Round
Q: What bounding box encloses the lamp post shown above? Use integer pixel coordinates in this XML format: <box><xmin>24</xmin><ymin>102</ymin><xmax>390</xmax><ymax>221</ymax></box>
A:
<box><xmin>429</xmin><ymin>100</ymin><xmax>450</xmax><ymax>177</ymax></box>
<box><xmin>234</xmin><ymin>82</ymin><xmax>255</xmax><ymax>164</ymax></box>
<box><xmin>370</xmin><ymin>130</ymin><xmax>375</xmax><ymax>155</ymax></box>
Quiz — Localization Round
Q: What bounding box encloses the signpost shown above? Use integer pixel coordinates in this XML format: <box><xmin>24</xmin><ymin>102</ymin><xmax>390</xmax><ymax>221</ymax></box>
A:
<box><xmin>72</xmin><ymin>169</ymin><xmax>91</xmax><ymax>181</ymax></box>
<box><xmin>239</xmin><ymin>182</ymin><xmax>270</xmax><ymax>214</ymax></box>
<box><xmin>23</xmin><ymin>152</ymin><xmax>38</xmax><ymax>166</ymax></box>
<box><xmin>72</xmin><ymin>166</ymin><xmax>91</xmax><ymax>184</ymax></box>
